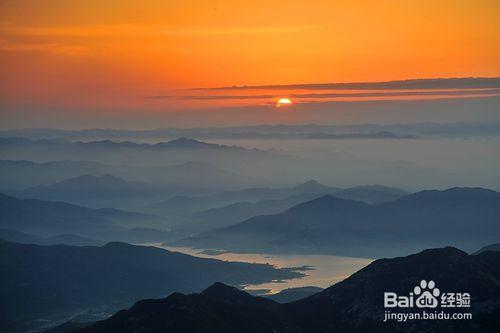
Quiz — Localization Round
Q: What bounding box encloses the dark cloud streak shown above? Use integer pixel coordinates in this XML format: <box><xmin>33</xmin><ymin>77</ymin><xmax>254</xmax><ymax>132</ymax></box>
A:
<box><xmin>149</xmin><ymin>88</ymin><xmax>500</xmax><ymax>101</ymax></box>
<box><xmin>198</xmin><ymin>77</ymin><xmax>500</xmax><ymax>91</ymax></box>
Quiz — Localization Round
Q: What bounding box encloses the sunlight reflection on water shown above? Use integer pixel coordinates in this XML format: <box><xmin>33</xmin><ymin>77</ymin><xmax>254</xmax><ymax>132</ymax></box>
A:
<box><xmin>150</xmin><ymin>244</ymin><xmax>372</xmax><ymax>294</ymax></box>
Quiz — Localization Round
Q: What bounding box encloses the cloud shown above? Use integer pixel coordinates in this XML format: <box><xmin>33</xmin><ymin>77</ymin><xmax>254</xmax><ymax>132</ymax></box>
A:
<box><xmin>201</xmin><ymin>77</ymin><xmax>500</xmax><ymax>91</ymax></box>
<box><xmin>149</xmin><ymin>88</ymin><xmax>500</xmax><ymax>101</ymax></box>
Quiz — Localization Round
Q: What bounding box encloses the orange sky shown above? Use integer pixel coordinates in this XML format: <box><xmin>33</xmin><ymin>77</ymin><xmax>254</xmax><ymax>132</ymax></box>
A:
<box><xmin>1</xmin><ymin>0</ymin><xmax>500</xmax><ymax>126</ymax></box>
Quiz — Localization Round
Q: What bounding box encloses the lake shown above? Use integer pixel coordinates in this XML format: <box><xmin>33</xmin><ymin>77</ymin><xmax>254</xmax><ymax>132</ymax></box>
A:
<box><xmin>152</xmin><ymin>244</ymin><xmax>372</xmax><ymax>294</ymax></box>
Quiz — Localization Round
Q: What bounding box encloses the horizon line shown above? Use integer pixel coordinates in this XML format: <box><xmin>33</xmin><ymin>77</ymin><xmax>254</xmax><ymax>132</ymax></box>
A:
<box><xmin>2</xmin><ymin>121</ymin><xmax>500</xmax><ymax>133</ymax></box>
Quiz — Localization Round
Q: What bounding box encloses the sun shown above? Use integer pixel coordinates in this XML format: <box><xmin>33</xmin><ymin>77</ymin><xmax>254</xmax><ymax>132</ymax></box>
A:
<box><xmin>276</xmin><ymin>98</ymin><xmax>292</xmax><ymax>107</ymax></box>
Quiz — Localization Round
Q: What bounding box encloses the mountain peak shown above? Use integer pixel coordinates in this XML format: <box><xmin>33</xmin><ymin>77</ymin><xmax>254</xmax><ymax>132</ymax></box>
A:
<box><xmin>102</xmin><ymin>241</ymin><xmax>135</xmax><ymax>249</ymax></box>
<box><xmin>412</xmin><ymin>246</ymin><xmax>469</xmax><ymax>260</ymax></box>
<box><xmin>158</xmin><ymin>137</ymin><xmax>214</xmax><ymax>148</ymax></box>
<box><xmin>334</xmin><ymin>185</ymin><xmax>409</xmax><ymax>204</ymax></box>
<box><xmin>312</xmin><ymin>246</ymin><xmax>490</xmax><ymax>309</ymax></box>
<box><xmin>202</xmin><ymin>282</ymin><xmax>239</xmax><ymax>294</ymax></box>
<box><xmin>68</xmin><ymin>245</ymin><xmax>500</xmax><ymax>333</ymax></box>
<box><xmin>293</xmin><ymin>180</ymin><xmax>330</xmax><ymax>192</ymax></box>
<box><xmin>201</xmin><ymin>282</ymin><xmax>254</xmax><ymax>303</ymax></box>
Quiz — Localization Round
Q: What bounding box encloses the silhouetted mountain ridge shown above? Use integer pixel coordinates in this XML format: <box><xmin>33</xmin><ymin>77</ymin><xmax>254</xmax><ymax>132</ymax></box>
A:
<box><xmin>3</xmin><ymin>121</ymin><xmax>500</xmax><ymax>141</ymax></box>
<box><xmin>176</xmin><ymin>187</ymin><xmax>500</xmax><ymax>256</ymax></box>
<box><xmin>334</xmin><ymin>185</ymin><xmax>409</xmax><ymax>204</ymax></box>
<box><xmin>182</xmin><ymin>193</ymin><xmax>327</xmax><ymax>233</ymax></box>
<box><xmin>0</xmin><ymin>137</ymin><xmax>285</xmax><ymax>185</ymax></box>
<box><xmin>1</xmin><ymin>159</ymin><xmax>267</xmax><ymax>196</ymax></box>
<box><xmin>291</xmin><ymin>180</ymin><xmax>332</xmax><ymax>193</ymax></box>
<box><xmin>0</xmin><ymin>228</ymin><xmax>104</xmax><ymax>246</ymax></box>
<box><xmin>15</xmin><ymin>174</ymin><xmax>179</xmax><ymax>209</ymax></box>
<box><xmin>0</xmin><ymin>240</ymin><xmax>301</xmax><ymax>324</ymax></box>
<box><xmin>0</xmin><ymin>192</ymin><xmax>174</xmax><ymax>242</ymax></box>
<box><xmin>474</xmin><ymin>242</ymin><xmax>500</xmax><ymax>254</ymax></box>
<box><xmin>76</xmin><ymin>246</ymin><xmax>500</xmax><ymax>333</ymax></box>
<box><xmin>265</xmin><ymin>287</ymin><xmax>323</xmax><ymax>303</ymax></box>
<box><xmin>171</xmin><ymin>184</ymin><xmax>408</xmax><ymax>233</ymax></box>
<box><xmin>155</xmin><ymin>137</ymin><xmax>242</xmax><ymax>149</ymax></box>
<box><xmin>0</xmin><ymin>137</ymin><xmax>248</xmax><ymax>151</ymax></box>
<box><xmin>143</xmin><ymin>180</ymin><xmax>342</xmax><ymax>218</ymax></box>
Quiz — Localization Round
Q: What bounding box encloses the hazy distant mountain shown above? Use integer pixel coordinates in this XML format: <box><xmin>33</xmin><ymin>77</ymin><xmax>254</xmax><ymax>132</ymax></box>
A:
<box><xmin>474</xmin><ymin>243</ymin><xmax>500</xmax><ymax>254</ymax></box>
<box><xmin>0</xmin><ymin>137</ymin><xmax>283</xmax><ymax>174</ymax></box>
<box><xmin>173</xmin><ymin>184</ymin><xmax>408</xmax><ymax>233</ymax></box>
<box><xmin>0</xmin><ymin>193</ymin><xmax>175</xmax><ymax>242</ymax></box>
<box><xmin>0</xmin><ymin>137</ymin><xmax>245</xmax><ymax>151</ymax></box>
<box><xmin>4</xmin><ymin>134</ymin><xmax>494</xmax><ymax>191</ymax></box>
<box><xmin>0</xmin><ymin>229</ymin><xmax>104</xmax><ymax>246</ymax></box>
<box><xmin>154</xmin><ymin>137</ymin><xmax>230</xmax><ymax>148</ymax></box>
<box><xmin>333</xmin><ymin>185</ymin><xmax>409</xmax><ymax>204</ymax></box>
<box><xmin>306</xmin><ymin>131</ymin><xmax>417</xmax><ymax>139</ymax></box>
<box><xmin>292</xmin><ymin>180</ymin><xmax>338</xmax><ymax>193</ymax></box>
<box><xmin>145</xmin><ymin>161</ymin><xmax>268</xmax><ymax>191</ymax></box>
<box><xmin>0</xmin><ymin>241</ymin><xmax>301</xmax><ymax>325</ymax></box>
<box><xmin>180</xmin><ymin>194</ymin><xmax>326</xmax><ymax>233</ymax></box>
<box><xmin>3</xmin><ymin>121</ymin><xmax>500</xmax><ymax>141</ymax></box>
<box><xmin>175</xmin><ymin>188</ymin><xmax>500</xmax><ymax>257</ymax></box>
<box><xmin>0</xmin><ymin>160</ymin><xmax>109</xmax><ymax>191</ymax></box>
<box><xmin>34</xmin><ymin>174</ymin><xmax>130</xmax><ymax>190</ymax></box>
<box><xmin>142</xmin><ymin>180</ymin><xmax>341</xmax><ymax>218</ymax></box>
<box><xmin>265</xmin><ymin>286</ymin><xmax>323</xmax><ymax>303</ymax></box>
<box><xmin>0</xmin><ymin>159</ymin><xmax>267</xmax><ymax>193</ymax></box>
<box><xmin>15</xmin><ymin>174</ymin><xmax>191</xmax><ymax>209</ymax></box>
<box><xmin>76</xmin><ymin>247</ymin><xmax>500</xmax><ymax>333</ymax></box>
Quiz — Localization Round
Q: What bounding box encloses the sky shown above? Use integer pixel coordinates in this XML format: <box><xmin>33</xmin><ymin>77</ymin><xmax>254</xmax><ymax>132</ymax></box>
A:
<box><xmin>1</xmin><ymin>0</ymin><xmax>500</xmax><ymax>128</ymax></box>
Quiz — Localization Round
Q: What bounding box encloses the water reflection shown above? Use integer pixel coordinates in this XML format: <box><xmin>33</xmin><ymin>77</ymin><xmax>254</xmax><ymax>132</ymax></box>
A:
<box><xmin>152</xmin><ymin>244</ymin><xmax>372</xmax><ymax>294</ymax></box>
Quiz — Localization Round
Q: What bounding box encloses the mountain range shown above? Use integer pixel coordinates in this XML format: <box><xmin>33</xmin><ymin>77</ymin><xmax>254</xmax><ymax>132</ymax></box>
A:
<box><xmin>3</xmin><ymin>121</ymin><xmax>500</xmax><ymax>140</ymax></box>
<box><xmin>147</xmin><ymin>179</ymin><xmax>335</xmax><ymax>212</ymax></box>
<box><xmin>177</xmin><ymin>185</ymin><xmax>407</xmax><ymax>233</ymax></box>
<box><xmin>0</xmin><ymin>229</ymin><xmax>104</xmax><ymax>246</ymax></box>
<box><xmin>333</xmin><ymin>185</ymin><xmax>409</xmax><ymax>204</ymax></box>
<box><xmin>0</xmin><ymin>137</ymin><xmax>247</xmax><ymax>151</ymax></box>
<box><xmin>0</xmin><ymin>193</ymin><xmax>175</xmax><ymax>242</ymax></box>
<box><xmin>179</xmin><ymin>193</ymin><xmax>328</xmax><ymax>233</ymax></box>
<box><xmin>0</xmin><ymin>159</ymin><xmax>266</xmax><ymax>193</ymax></box>
<box><xmin>13</xmin><ymin>174</ymin><xmax>174</xmax><ymax>209</ymax></box>
<box><xmin>141</xmin><ymin>180</ymin><xmax>335</xmax><ymax>216</ymax></box>
<box><xmin>0</xmin><ymin>137</ymin><xmax>285</xmax><ymax>175</ymax></box>
<box><xmin>69</xmin><ymin>246</ymin><xmax>500</xmax><ymax>333</ymax></box>
<box><xmin>0</xmin><ymin>240</ymin><xmax>302</xmax><ymax>328</ymax></box>
<box><xmin>0</xmin><ymin>180</ymin><xmax>411</xmax><ymax>243</ymax></box>
<box><xmin>175</xmin><ymin>187</ymin><xmax>500</xmax><ymax>257</ymax></box>
<box><xmin>3</xmin><ymin>134</ymin><xmax>493</xmax><ymax>191</ymax></box>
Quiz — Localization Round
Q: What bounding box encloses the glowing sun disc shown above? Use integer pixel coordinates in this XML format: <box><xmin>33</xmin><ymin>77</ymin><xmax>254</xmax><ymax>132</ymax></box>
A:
<box><xmin>276</xmin><ymin>98</ymin><xmax>292</xmax><ymax>107</ymax></box>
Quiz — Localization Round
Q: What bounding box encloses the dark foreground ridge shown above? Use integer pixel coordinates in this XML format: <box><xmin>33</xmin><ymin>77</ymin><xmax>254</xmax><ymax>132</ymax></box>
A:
<box><xmin>0</xmin><ymin>240</ymin><xmax>301</xmax><ymax>325</ymax></box>
<box><xmin>75</xmin><ymin>247</ymin><xmax>500</xmax><ymax>333</ymax></box>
